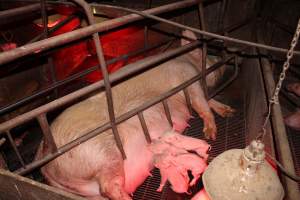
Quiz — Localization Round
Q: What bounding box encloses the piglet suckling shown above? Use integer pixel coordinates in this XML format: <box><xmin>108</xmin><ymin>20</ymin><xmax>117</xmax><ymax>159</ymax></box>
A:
<box><xmin>149</xmin><ymin>131</ymin><xmax>209</xmax><ymax>193</ymax></box>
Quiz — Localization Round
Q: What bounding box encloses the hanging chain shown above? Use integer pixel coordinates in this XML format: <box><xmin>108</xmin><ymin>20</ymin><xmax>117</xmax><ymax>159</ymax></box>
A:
<box><xmin>257</xmin><ymin>18</ymin><xmax>300</xmax><ymax>140</ymax></box>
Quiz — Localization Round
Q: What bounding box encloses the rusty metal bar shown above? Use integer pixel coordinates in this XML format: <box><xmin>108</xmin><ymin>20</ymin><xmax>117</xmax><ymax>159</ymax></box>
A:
<box><xmin>0</xmin><ymin>38</ymin><xmax>172</xmax><ymax>116</ymax></box>
<box><xmin>0</xmin><ymin>40</ymin><xmax>201</xmax><ymax>133</ymax></box>
<box><xmin>72</xmin><ymin>0</ymin><xmax>126</xmax><ymax>159</ymax></box>
<box><xmin>197</xmin><ymin>2</ymin><xmax>208</xmax><ymax>98</ymax></box>
<box><xmin>183</xmin><ymin>88</ymin><xmax>193</xmax><ymax>114</ymax></box>
<box><xmin>257</xmin><ymin>33</ymin><xmax>300</xmax><ymax>199</ymax></box>
<box><xmin>28</xmin><ymin>15</ymin><xmax>78</xmax><ymax>44</ymax></box>
<box><xmin>101</xmin><ymin>5</ymin><xmax>300</xmax><ymax>56</ymax></box>
<box><xmin>37</xmin><ymin>114</ymin><xmax>57</xmax><ymax>153</ymax></box>
<box><xmin>6</xmin><ymin>130</ymin><xmax>26</xmax><ymax>167</ymax></box>
<box><xmin>0</xmin><ymin>0</ymin><xmax>200</xmax><ymax>65</ymax></box>
<box><xmin>138</xmin><ymin>112</ymin><xmax>151</xmax><ymax>143</ymax></box>
<box><xmin>41</xmin><ymin>0</ymin><xmax>58</xmax><ymax>98</ymax></box>
<box><xmin>15</xmin><ymin>55</ymin><xmax>233</xmax><ymax>175</ymax></box>
<box><xmin>162</xmin><ymin>100</ymin><xmax>173</xmax><ymax>126</ymax></box>
<box><xmin>0</xmin><ymin>3</ymin><xmax>41</xmax><ymax>19</ymax></box>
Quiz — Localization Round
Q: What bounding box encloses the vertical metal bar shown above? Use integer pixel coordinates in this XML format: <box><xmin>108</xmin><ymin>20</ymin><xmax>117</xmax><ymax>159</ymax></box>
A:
<box><xmin>183</xmin><ymin>88</ymin><xmax>193</xmax><ymax>114</ymax></box>
<box><xmin>198</xmin><ymin>3</ymin><xmax>208</xmax><ymax>99</ymax></box>
<box><xmin>41</xmin><ymin>0</ymin><xmax>58</xmax><ymax>98</ymax></box>
<box><xmin>144</xmin><ymin>0</ymin><xmax>152</xmax><ymax>49</ymax></box>
<box><xmin>37</xmin><ymin>114</ymin><xmax>57</xmax><ymax>153</ymax></box>
<box><xmin>73</xmin><ymin>0</ymin><xmax>126</xmax><ymax>159</ymax></box>
<box><xmin>138</xmin><ymin>112</ymin><xmax>151</xmax><ymax>143</ymax></box>
<box><xmin>162</xmin><ymin>100</ymin><xmax>173</xmax><ymax>126</ymax></box>
<box><xmin>6</xmin><ymin>130</ymin><xmax>26</xmax><ymax>167</ymax></box>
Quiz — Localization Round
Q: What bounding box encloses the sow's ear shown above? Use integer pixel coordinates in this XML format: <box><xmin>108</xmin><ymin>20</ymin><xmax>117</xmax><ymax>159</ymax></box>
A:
<box><xmin>181</xmin><ymin>30</ymin><xmax>202</xmax><ymax>63</ymax></box>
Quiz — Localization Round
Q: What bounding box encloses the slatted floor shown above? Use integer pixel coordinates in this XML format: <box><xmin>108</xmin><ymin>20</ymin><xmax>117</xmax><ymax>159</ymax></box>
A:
<box><xmin>133</xmin><ymin>103</ymin><xmax>247</xmax><ymax>200</ymax></box>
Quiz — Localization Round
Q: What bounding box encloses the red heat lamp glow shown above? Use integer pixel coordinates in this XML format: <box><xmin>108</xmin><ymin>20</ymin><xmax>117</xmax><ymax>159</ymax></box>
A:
<box><xmin>34</xmin><ymin>8</ymin><xmax>145</xmax><ymax>83</ymax></box>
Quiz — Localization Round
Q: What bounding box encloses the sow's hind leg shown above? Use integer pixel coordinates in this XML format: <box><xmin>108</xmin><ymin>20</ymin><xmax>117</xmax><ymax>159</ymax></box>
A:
<box><xmin>96</xmin><ymin>147</ymin><xmax>132</xmax><ymax>200</ymax></box>
<box><xmin>187</xmin><ymin>82</ymin><xmax>217</xmax><ymax>140</ymax></box>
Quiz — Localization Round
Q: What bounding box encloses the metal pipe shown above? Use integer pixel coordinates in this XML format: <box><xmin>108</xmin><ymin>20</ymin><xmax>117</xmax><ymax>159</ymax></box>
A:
<box><xmin>0</xmin><ymin>3</ymin><xmax>41</xmax><ymax>19</ymax></box>
<box><xmin>15</xmin><ymin>56</ymin><xmax>232</xmax><ymax>175</ymax></box>
<box><xmin>28</xmin><ymin>15</ymin><xmax>78</xmax><ymax>44</ymax></box>
<box><xmin>0</xmin><ymin>39</ymin><xmax>172</xmax><ymax>116</ymax></box>
<box><xmin>162</xmin><ymin>100</ymin><xmax>173</xmax><ymax>126</ymax></box>
<box><xmin>183</xmin><ymin>88</ymin><xmax>193</xmax><ymax>114</ymax></box>
<box><xmin>138</xmin><ymin>112</ymin><xmax>151</xmax><ymax>143</ymax></box>
<box><xmin>197</xmin><ymin>2</ymin><xmax>208</xmax><ymax>98</ymax></box>
<box><xmin>37</xmin><ymin>114</ymin><xmax>57</xmax><ymax>153</ymax></box>
<box><xmin>0</xmin><ymin>41</ymin><xmax>201</xmax><ymax>133</ymax></box>
<box><xmin>71</xmin><ymin>0</ymin><xmax>126</xmax><ymax>159</ymax></box>
<box><xmin>257</xmin><ymin>30</ymin><xmax>300</xmax><ymax>199</ymax></box>
<box><xmin>40</xmin><ymin>0</ymin><xmax>58</xmax><ymax>98</ymax></box>
<box><xmin>100</xmin><ymin>5</ymin><xmax>300</xmax><ymax>56</ymax></box>
<box><xmin>0</xmin><ymin>0</ymin><xmax>200</xmax><ymax>65</ymax></box>
<box><xmin>6</xmin><ymin>130</ymin><xmax>25</xmax><ymax>167</ymax></box>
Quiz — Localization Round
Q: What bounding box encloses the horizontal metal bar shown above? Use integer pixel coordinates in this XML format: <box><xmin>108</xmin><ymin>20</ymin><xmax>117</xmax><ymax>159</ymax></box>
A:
<box><xmin>0</xmin><ymin>39</ymin><xmax>173</xmax><ymax>116</ymax></box>
<box><xmin>101</xmin><ymin>4</ymin><xmax>300</xmax><ymax>56</ymax></box>
<box><xmin>15</xmin><ymin>56</ymin><xmax>233</xmax><ymax>175</ymax></box>
<box><xmin>0</xmin><ymin>0</ymin><xmax>200</xmax><ymax>65</ymax></box>
<box><xmin>0</xmin><ymin>40</ymin><xmax>201</xmax><ymax>133</ymax></box>
<box><xmin>0</xmin><ymin>3</ymin><xmax>41</xmax><ymax>19</ymax></box>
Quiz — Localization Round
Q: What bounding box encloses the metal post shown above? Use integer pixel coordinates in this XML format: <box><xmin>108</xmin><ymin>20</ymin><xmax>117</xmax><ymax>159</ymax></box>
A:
<box><xmin>6</xmin><ymin>130</ymin><xmax>25</xmax><ymax>167</ymax></box>
<box><xmin>37</xmin><ymin>114</ymin><xmax>57</xmax><ymax>153</ymax></box>
<box><xmin>40</xmin><ymin>0</ymin><xmax>58</xmax><ymax>98</ymax></box>
<box><xmin>198</xmin><ymin>3</ymin><xmax>208</xmax><ymax>98</ymax></box>
<box><xmin>70</xmin><ymin>0</ymin><xmax>126</xmax><ymax>159</ymax></box>
<box><xmin>162</xmin><ymin>100</ymin><xmax>173</xmax><ymax>126</ymax></box>
<box><xmin>138</xmin><ymin>112</ymin><xmax>151</xmax><ymax>143</ymax></box>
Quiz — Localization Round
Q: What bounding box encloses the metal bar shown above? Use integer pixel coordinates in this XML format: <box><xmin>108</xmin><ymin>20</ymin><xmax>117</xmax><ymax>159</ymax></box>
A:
<box><xmin>37</xmin><ymin>114</ymin><xmax>57</xmax><ymax>153</ymax></box>
<box><xmin>100</xmin><ymin>5</ymin><xmax>300</xmax><ymax>56</ymax></box>
<box><xmin>198</xmin><ymin>2</ymin><xmax>208</xmax><ymax>98</ymax></box>
<box><xmin>0</xmin><ymin>39</ymin><xmax>172</xmax><ymax>116</ymax></box>
<box><xmin>138</xmin><ymin>112</ymin><xmax>151</xmax><ymax>143</ymax></box>
<box><xmin>15</xmin><ymin>56</ymin><xmax>233</xmax><ymax>175</ymax></box>
<box><xmin>72</xmin><ymin>0</ymin><xmax>126</xmax><ymax>159</ymax></box>
<box><xmin>257</xmin><ymin>33</ymin><xmax>300</xmax><ymax>199</ymax></box>
<box><xmin>41</xmin><ymin>0</ymin><xmax>58</xmax><ymax>98</ymax></box>
<box><xmin>0</xmin><ymin>0</ymin><xmax>201</xmax><ymax>65</ymax></box>
<box><xmin>6</xmin><ymin>131</ymin><xmax>26</xmax><ymax>167</ymax></box>
<box><xmin>28</xmin><ymin>15</ymin><xmax>77</xmax><ymax>44</ymax></box>
<box><xmin>0</xmin><ymin>3</ymin><xmax>41</xmax><ymax>19</ymax></box>
<box><xmin>183</xmin><ymin>88</ymin><xmax>193</xmax><ymax>114</ymax></box>
<box><xmin>0</xmin><ymin>41</ymin><xmax>201</xmax><ymax>133</ymax></box>
<box><xmin>162</xmin><ymin>100</ymin><xmax>173</xmax><ymax>126</ymax></box>
<box><xmin>209</xmin><ymin>55</ymin><xmax>239</xmax><ymax>98</ymax></box>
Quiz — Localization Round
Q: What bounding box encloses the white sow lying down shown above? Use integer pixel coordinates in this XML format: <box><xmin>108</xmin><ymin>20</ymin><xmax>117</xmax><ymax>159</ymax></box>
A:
<box><xmin>36</xmin><ymin>30</ymin><xmax>235</xmax><ymax>200</ymax></box>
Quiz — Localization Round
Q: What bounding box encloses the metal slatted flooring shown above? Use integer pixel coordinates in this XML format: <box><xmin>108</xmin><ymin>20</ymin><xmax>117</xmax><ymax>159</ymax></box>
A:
<box><xmin>133</xmin><ymin>102</ymin><xmax>247</xmax><ymax>200</ymax></box>
<box><xmin>286</xmin><ymin>127</ymin><xmax>300</xmax><ymax>189</ymax></box>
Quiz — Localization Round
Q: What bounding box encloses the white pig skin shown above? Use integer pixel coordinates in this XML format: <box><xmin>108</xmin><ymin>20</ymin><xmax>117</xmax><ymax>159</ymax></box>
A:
<box><xmin>36</xmin><ymin>30</ymin><xmax>234</xmax><ymax>200</ymax></box>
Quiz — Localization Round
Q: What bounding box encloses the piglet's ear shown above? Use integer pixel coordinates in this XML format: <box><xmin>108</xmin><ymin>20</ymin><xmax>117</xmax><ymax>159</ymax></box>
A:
<box><xmin>181</xmin><ymin>30</ymin><xmax>202</xmax><ymax>63</ymax></box>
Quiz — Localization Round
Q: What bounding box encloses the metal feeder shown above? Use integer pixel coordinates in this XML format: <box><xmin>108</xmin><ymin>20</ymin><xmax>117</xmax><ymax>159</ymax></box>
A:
<box><xmin>202</xmin><ymin>140</ymin><xmax>284</xmax><ymax>200</ymax></box>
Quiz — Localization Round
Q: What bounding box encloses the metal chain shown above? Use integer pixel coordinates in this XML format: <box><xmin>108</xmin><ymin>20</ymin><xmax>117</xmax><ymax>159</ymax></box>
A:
<box><xmin>257</xmin><ymin>18</ymin><xmax>300</xmax><ymax>140</ymax></box>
